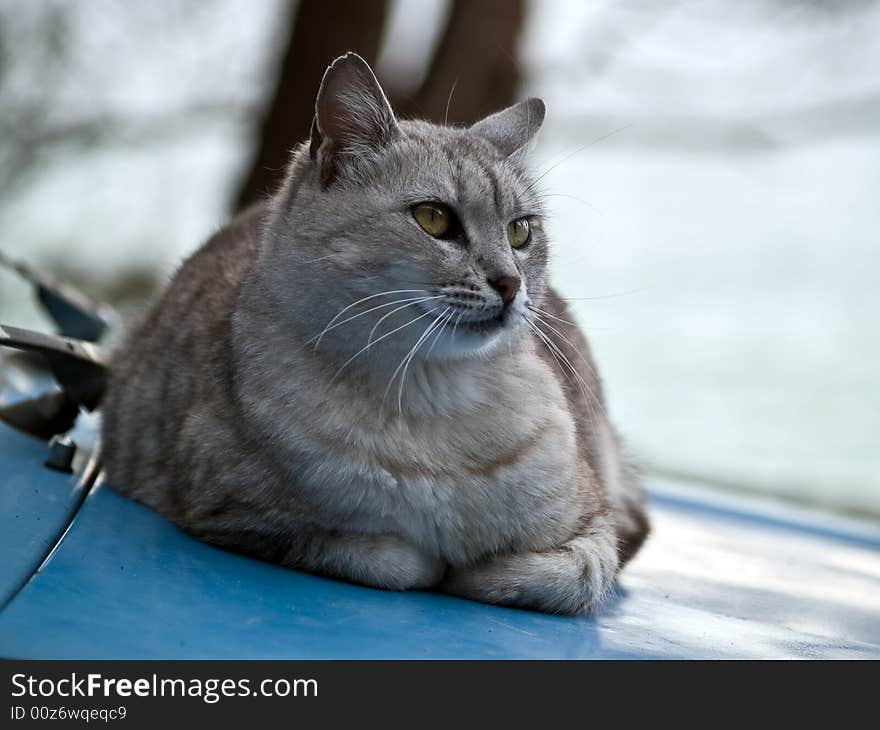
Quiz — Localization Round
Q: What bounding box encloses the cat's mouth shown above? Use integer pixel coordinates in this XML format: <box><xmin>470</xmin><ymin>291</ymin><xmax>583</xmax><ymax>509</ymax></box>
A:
<box><xmin>415</xmin><ymin>299</ymin><xmax>522</xmax><ymax>353</ymax></box>
<box><xmin>456</xmin><ymin>310</ymin><xmax>508</xmax><ymax>335</ymax></box>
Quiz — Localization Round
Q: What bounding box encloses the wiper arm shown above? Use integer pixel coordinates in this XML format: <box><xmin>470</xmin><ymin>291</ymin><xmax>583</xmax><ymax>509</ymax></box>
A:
<box><xmin>0</xmin><ymin>324</ymin><xmax>107</xmax><ymax>439</ymax></box>
<box><xmin>0</xmin><ymin>250</ymin><xmax>117</xmax><ymax>342</ymax></box>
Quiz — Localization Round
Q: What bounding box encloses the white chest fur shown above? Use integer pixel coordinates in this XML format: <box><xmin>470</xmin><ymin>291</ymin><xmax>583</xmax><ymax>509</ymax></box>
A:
<box><xmin>276</xmin><ymin>348</ymin><xmax>584</xmax><ymax>564</ymax></box>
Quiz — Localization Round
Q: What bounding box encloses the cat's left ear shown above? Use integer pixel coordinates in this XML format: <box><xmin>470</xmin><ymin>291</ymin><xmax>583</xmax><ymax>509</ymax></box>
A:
<box><xmin>310</xmin><ymin>52</ymin><xmax>399</xmax><ymax>186</ymax></box>
<box><xmin>468</xmin><ymin>98</ymin><xmax>545</xmax><ymax>157</ymax></box>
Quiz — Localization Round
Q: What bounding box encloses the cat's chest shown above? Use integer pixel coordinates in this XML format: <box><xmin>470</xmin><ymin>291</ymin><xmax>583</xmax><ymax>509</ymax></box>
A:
<box><xmin>303</xmin><ymin>396</ymin><xmax>582</xmax><ymax>562</ymax></box>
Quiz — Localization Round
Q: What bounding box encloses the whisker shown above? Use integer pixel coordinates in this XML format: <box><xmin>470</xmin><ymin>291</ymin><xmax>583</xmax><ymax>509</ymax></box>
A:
<box><xmin>451</xmin><ymin>310</ymin><xmax>465</xmax><ymax>341</ymax></box>
<box><xmin>367</xmin><ymin>297</ymin><xmax>437</xmax><ymax>346</ymax></box>
<box><xmin>524</xmin><ymin>317</ymin><xmax>573</xmax><ymax>396</ymax></box>
<box><xmin>307</xmin><ymin>295</ymin><xmax>442</xmax><ymax>347</ymax></box>
<box><xmin>523</xmin><ymin>316</ymin><xmax>580</xmax><ymax>393</ymax></box>
<box><xmin>536</xmin><ymin>191</ymin><xmax>603</xmax><ymax>215</ymax></box>
<box><xmin>526</xmin><ymin>319</ymin><xmax>598</xmax><ymax>432</ymax></box>
<box><xmin>313</xmin><ymin>289</ymin><xmax>427</xmax><ymax>351</ymax></box>
<box><xmin>556</xmin><ymin>286</ymin><xmax>653</xmax><ymax>302</ymax></box>
<box><xmin>328</xmin><ymin>306</ymin><xmax>434</xmax><ymax>385</ymax></box>
<box><xmin>524</xmin><ymin>123</ymin><xmax>633</xmax><ymax>194</ymax></box>
<box><xmin>526</xmin><ymin>304</ymin><xmax>577</xmax><ymax>327</ymax></box>
<box><xmin>424</xmin><ymin>308</ymin><xmax>455</xmax><ymax>360</ymax></box>
<box><xmin>524</xmin><ymin>315</ymin><xmax>603</xmax><ymax>428</ymax></box>
<box><xmin>537</xmin><ymin>325</ymin><xmax>602</xmax><ymax>422</ymax></box>
<box><xmin>444</xmin><ymin>79</ymin><xmax>459</xmax><ymax>126</ymax></box>
<box><xmin>301</xmin><ymin>253</ymin><xmax>339</xmax><ymax>264</ymax></box>
<box><xmin>386</xmin><ymin>306</ymin><xmax>451</xmax><ymax>418</ymax></box>
<box><xmin>529</xmin><ymin>312</ymin><xmax>605</xmax><ymax>399</ymax></box>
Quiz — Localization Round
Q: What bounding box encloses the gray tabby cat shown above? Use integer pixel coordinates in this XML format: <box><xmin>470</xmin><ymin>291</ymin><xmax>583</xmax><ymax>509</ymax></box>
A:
<box><xmin>102</xmin><ymin>53</ymin><xmax>649</xmax><ymax>614</ymax></box>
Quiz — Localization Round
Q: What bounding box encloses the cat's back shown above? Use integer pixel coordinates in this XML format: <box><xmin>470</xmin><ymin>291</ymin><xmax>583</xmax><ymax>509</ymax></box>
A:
<box><xmin>101</xmin><ymin>203</ymin><xmax>268</xmax><ymax>498</ymax></box>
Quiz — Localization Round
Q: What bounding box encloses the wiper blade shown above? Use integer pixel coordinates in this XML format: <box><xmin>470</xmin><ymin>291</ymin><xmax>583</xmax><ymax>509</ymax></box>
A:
<box><xmin>0</xmin><ymin>250</ymin><xmax>117</xmax><ymax>342</ymax></box>
<box><xmin>0</xmin><ymin>324</ymin><xmax>107</xmax><ymax>439</ymax></box>
<box><xmin>0</xmin><ymin>324</ymin><xmax>106</xmax><ymax>410</ymax></box>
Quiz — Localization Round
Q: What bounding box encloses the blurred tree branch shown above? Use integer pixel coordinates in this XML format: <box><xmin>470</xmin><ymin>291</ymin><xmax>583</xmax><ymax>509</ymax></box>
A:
<box><xmin>232</xmin><ymin>0</ymin><xmax>527</xmax><ymax>211</ymax></box>
<box><xmin>0</xmin><ymin>102</ymin><xmax>258</xmax><ymax>197</ymax></box>
<box><xmin>394</xmin><ymin>0</ymin><xmax>526</xmax><ymax>125</ymax></box>
<box><xmin>232</xmin><ymin>0</ymin><xmax>391</xmax><ymax>211</ymax></box>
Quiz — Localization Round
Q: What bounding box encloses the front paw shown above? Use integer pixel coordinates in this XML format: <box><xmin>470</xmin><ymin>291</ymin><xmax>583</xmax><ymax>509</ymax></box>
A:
<box><xmin>443</xmin><ymin>531</ymin><xmax>619</xmax><ymax>615</ymax></box>
<box><xmin>357</xmin><ymin>534</ymin><xmax>446</xmax><ymax>591</ymax></box>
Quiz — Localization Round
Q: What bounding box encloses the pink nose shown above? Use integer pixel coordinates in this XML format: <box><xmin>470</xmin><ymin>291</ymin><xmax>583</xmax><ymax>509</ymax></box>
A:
<box><xmin>488</xmin><ymin>275</ymin><xmax>521</xmax><ymax>305</ymax></box>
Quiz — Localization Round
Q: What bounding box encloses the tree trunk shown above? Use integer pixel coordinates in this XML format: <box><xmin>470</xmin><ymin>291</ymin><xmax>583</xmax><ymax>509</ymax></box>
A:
<box><xmin>233</xmin><ymin>0</ymin><xmax>526</xmax><ymax>211</ymax></box>
<box><xmin>398</xmin><ymin>0</ymin><xmax>526</xmax><ymax>126</ymax></box>
<box><xmin>233</xmin><ymin>0</ymin><xmax>390</xmax><ymax>211</ymax></box>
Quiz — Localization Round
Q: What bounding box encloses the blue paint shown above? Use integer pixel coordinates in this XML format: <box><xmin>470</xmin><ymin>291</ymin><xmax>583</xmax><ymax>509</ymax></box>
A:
<box><xmin>648</xmin><ymin>481</ymin><xmax>880</xmax><ymax>552</ymax></box>
<box><xmin>0</xmin><ymin>424</ymin><xmax>87</xmax><ymax>609</ymax></box>
<box><xmin>1</xmin><ymin>420</ymin><xmax>878</xmax><ymax>659</ymax></box>
<box><xmin>0</xmin><ymin>483</ymin><xmax>630</xmax><ymax>659</ymax></box>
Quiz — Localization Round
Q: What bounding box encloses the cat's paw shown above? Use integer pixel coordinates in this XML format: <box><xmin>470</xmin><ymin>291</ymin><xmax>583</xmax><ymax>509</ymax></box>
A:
<box><xmin>356</xmin><ymin>534</ymin><xmax>446</xmax><ymax>591</ymax></box>
<box><xmin>443</xmin><ymin>527</ymin><xmax>620</xmax><ymax>615</ymax></box>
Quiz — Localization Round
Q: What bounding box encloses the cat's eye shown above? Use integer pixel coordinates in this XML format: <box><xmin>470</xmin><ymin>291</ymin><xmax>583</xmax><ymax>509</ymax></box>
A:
<box><xmin>412</xmin><ymin>203</ymin><xmax>452</xmax><ymax>238</ymax></box>
<box><xmin>507</xmin><ymin>218</ymin><xmax>531</xmax><ymax>249</ymax></box>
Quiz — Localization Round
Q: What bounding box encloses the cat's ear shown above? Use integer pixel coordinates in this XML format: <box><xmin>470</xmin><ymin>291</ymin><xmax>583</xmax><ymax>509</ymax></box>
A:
<box><xmin>468</xmin><ymin>98</ymin><xmax>545</xmax><ymax>157</ymax></box>
<box><xmin>309</xmin><ymin>52</ymin><xmax>399</xmax><ymax>186</ymax></box>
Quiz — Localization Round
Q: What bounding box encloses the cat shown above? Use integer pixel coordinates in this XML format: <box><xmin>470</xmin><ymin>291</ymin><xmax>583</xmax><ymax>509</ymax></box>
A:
<box><xmin>101</xmin><ymin>52</ymin><xmax>649</xmax><ymax>615</ymax></box>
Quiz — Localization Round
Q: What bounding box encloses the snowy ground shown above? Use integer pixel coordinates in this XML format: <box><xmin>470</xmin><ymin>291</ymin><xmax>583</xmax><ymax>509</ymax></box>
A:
<box><xmin>1</xmin><ymin>0</ymin><xmax>877</xmax><ymax>517</ymax></box>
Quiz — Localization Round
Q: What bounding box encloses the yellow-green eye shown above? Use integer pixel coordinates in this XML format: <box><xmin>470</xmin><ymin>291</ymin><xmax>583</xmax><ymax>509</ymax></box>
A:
<box><xmin>413</xmin><ymin>203</ymin><xmax>451</xmax><ymax>238</ymax></box>
<box><xmin>507</xmin><ymin>218</ymin><xmax>531</xmax><ymax>248</ymax></box>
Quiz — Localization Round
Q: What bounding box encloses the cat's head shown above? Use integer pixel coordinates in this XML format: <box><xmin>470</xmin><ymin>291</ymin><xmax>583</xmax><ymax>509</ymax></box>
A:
<box><xmin>265</xmin><ymin>53</ymin><xmax>549</xmax><ymax>366</ymax></box>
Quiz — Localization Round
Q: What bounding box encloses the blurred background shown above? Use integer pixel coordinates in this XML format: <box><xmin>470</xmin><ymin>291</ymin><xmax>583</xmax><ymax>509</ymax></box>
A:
<box><xmin>1</xmin><ymin>0</ymin><xmax>877</xmax><ymax>519</ymax></box>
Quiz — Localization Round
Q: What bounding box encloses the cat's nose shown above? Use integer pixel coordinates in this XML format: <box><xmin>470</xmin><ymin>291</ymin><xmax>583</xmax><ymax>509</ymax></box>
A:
<box><xmin>487</xmin><ymin>275</ymin><xmax>521</xmax><ymax>306</ymax></box>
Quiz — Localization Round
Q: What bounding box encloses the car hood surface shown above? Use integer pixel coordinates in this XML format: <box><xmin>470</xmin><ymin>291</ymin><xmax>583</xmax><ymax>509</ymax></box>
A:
<box><xmin>1</xmin><ymin>419</ymin><xmax>879</xmax><ymax>659</ymax></box>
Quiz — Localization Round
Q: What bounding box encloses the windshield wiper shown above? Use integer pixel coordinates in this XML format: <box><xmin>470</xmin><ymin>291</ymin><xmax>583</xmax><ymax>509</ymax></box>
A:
<box><xmin>0</xmin><ymin>250</ymin><xmax>117</xmax><ymax>342</ymax></box>
<box><xmin>0</xmin><ymin>324</ymin><xmax>107</xmax><ymax>439</ymax></box>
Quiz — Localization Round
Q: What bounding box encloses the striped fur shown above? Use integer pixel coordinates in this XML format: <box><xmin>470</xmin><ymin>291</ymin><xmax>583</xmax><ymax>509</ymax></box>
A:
<box><xmin>101</xmin><ymin>54</ymin><xmax>648</xmax><ymax>614</ymax></box>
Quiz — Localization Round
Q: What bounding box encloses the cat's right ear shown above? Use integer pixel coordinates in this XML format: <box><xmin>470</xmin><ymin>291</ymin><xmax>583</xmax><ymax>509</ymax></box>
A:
<box><xmin>468</xmin><ymin>98</ymin><xmax>545</xmax><ymax>158</ymax></box>
<box><xmin>309</xmin><ymin>53</ymin><xmax>399</xmax><ymax>187</ymax></box>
